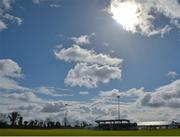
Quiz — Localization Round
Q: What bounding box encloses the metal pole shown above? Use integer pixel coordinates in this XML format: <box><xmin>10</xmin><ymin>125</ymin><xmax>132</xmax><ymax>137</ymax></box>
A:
<box><xmin>64</xmin><ymin>104</ymin><xmax>68</xmax><ymax>127</ymax></box>
<box><xmin>117</xmin><ymin>95</ymin><xmax>120</xmax><ymax>120</ymax></box>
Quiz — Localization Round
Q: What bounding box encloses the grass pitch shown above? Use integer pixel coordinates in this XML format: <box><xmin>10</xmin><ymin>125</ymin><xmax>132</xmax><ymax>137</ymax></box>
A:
<box><xmin>0</xmin><ymin>129</ymin><xmax>180</xmax><ymax>136</ymax></box>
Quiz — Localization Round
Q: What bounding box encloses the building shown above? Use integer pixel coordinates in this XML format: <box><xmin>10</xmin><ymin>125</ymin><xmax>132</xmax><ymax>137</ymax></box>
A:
<box><xmin>95</xmin><ymin>119</ymin><xmax>137</xmax><ymax>130</ymax></box>
<box><xmin>137</xmin><ymin>121</ymin><xmax>180</xmax><ymax>130</ymax></box>
<box><xmin>173</xmin><ymin>121</ymin><xmax>180</xmax><ymax>128</ymax></box>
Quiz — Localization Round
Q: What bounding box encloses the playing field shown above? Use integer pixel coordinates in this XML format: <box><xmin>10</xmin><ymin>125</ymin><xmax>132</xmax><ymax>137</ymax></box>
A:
<box><xmin>0</xmin><ymin>129</ymin><xmax>180</xmax><ymax>136</ymax></box>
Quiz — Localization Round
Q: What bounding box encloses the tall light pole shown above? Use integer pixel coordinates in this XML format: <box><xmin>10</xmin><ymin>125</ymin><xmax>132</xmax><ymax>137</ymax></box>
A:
<box><xmin>117</xmin><ymin>95</ymin><xmax>120</xmax><ymax>120</ymax></box>
<box><xmin>64</xmin><ymin>104</ymin><xmax>68</xmax><ymax>127</ymax></box>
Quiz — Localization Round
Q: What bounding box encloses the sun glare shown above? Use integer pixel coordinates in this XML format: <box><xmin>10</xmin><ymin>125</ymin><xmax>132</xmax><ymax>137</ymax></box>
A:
<box><xmin>110</xmin><ymin>1</ymin><xmax>140</xmax><ymax>32</ymax></box>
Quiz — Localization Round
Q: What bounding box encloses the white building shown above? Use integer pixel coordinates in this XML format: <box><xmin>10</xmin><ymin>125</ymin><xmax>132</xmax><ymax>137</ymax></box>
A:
<box><xmin>137</xmin><ymin>121</ymin><xmax>179</xmax><ymax>129</ymax></box>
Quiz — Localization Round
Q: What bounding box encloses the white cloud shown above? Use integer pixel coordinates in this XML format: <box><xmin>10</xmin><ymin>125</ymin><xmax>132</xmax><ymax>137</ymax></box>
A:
<box><xmin>0</xmin><ymin>74</ymin><xmax>180</xmax><ymax>122</ymax></box>
<box><xmin>0</xmin><ymin>59</ymin><xmax>22</xmax><ymax>78</ymax></box>
<box><xmin>0</xmin><ymin>58</ymin><xmax>74</xmax><ymax>120</ymax></box>
<box><xmin>41</xmin><ymin>102</ymin><xmax>65</xmax><ymax>113</ymax></box>
<box><xmin>167</xmin><ymin>71</ymin><xmax>178</xmax><ymax>79</ymax></box>
<box><xmin>54</xmin><ymin>45</ymin><xmax>122</xmax><ymax>66</ymax></box>
<box><xmin>108</xmin><ymin>0</ymin><xmax>180</xmax><ymax>37</ymax></box>
<box><xmin>99</xmin><ymin>89</ymin><xmax>120</xmax><ymax>97</ymax></box>
<box><xmin>99</xmin><ymin>88</ymin><xmax>144</xmax><ymax>99</ymax></box>
<box><xmin>0</xmin><ymin>59</ymin><xmax>24</xmax><ymax>90</ymax></box>
<box><xmin>0</xmin><ymin>20</ymin><xmax>7</xmax><ymax>30</ymax></box>
<box><xmin>71</xmin><ymin>35</ymin><xmax>90</xmax><ymax>45</ymax></box>
<box><xmin>103</xmin><ymin>42</ymin><xmax>109</xmax><ymax>47</ymax></box>
<box><xmin>171</xmin><ymin>19</ymin><xmax>180</xmax><ymax>28</ymax></box>
<box><xmin>1</xmin><ymin>79</ymin><xmax>180</xmax><ymax>123</ymax></box>
<box><xmin>0</xmin><ymin>77</ymin><xmax>23</xmax><ymax>90</ymax></box>
<box><xmin>32</xmin><ymin>0</ymin><xmax>41</xmax><ymax>4</ymax></box>
<box><xmin>32</xmin><ymin>0</ymin><xmax>62</xmax><ymax>9</ymax></box>
<box><xmin>34</xmin><ymin>87</ymin><xmax>73</xmax><ymax>97</ymax></box>
<box><xmin>153</xmin><ymin>0</ymin><xmax>180</xmax><ymax>18</ymax></box>
<box><xmin>79</xmin><ymin>91</ymin><xmax>89</xmax><ymax>95</ymax></box>
<box><xmin>65</xmin><ymin>63</ymin><xmax>122</xmax><ymax>88</ymax></box>
<box><xmin>96</xmin><ymin>88</ymin><xmax>144</xmax><ymax>105</ymax></box>
<box><xmin>99</xmin><ymin>79</ymin><xmax>180</xmax><ymax>109</ymax></box>
<box><xmin>2</xmin><ymin>92</ymin><xmax>42</xmax><ymax>103</ymax></box>
<box><xmin>70</xmin><ymin>33</ymin><xmax>95</xmax><ymax>46</ymax></box>
<box><xmin>0</xmin><ymin>0</ymin><xmax>22</xmax><ymax>31</ymax></box>
<box><xmin>4</xmin><ymin>13</ymin><xmax>23</xmax><ymax>25</ymax></box>
<box><xmin>148</xmin><ymin>25</ymin><xmax>172</xmax><ymax>38</ymax></box>
<box><xmin>1</xmin><ymin>0</ymin><xmax>12</xmax><ymax>9</ymax></box>
<box><xmin>0</xmin><ymin>59</ymin><xmax>114</xmax><ymax>122</ymax></box>
<box><xmin>49</xmin><ymin>4</ymin><xmax>61</xmax><ymax>8</ymax></box>
<box><xmin>54</xmin><ymin>37</ymin><xmax>123</xmax><ymax>88</ymax></box>
<box><xmin>94</xmin><ymin>80</ymin><xmax>180</xmax><ymax>121</ymax></box>
<box><xmin>0</xmin><ymin>60</ymin><xmax>73</xmax><ymax>96</ymax></box>
<box><xmin>139</xmin><ymin>79</ymin><xmax>180</xmax><ymax>108</ymax></box>
<box><xmin>0</xmin><ymin>58</ymin><xmax>119</xmax><ymax>121</ymax></box>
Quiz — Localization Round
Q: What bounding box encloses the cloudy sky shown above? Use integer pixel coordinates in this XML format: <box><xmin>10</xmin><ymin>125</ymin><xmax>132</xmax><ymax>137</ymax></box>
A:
<box><xmin>0</xmin><ymin>0</ymin><xmax>180</xmax><ymax>124</ymax></box>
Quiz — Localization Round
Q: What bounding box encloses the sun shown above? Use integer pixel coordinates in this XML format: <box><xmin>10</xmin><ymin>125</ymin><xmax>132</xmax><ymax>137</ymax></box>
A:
<box><xmin>109</xmin><ymin>1</ymin><xmax>140</xmax><ymax>32</ymax></box>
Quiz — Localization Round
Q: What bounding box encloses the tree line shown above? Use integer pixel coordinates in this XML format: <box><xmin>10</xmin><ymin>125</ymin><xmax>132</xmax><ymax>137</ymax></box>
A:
<box><xmin>0</xmin><ymin>112</ymin><xmax>92</xmax><ymax>129</ymax></box>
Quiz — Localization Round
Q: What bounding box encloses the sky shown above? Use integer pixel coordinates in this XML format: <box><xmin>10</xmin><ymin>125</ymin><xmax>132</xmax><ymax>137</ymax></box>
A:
<box><xmin>0</xmin><ymin>0</ymin><xmax>180</xmax><ymax>124</ymax></box>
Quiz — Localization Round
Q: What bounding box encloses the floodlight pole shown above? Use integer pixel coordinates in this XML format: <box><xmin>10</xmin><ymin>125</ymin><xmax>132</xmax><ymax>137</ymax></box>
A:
<box><xmin>64</xmin><ymin>104</ymin><xmax>68</xmax><ymax>127</ymax></box>
<box><xmin>117</xmin><ymin>95</ymin><xmax>120</xmax><ymax>120</ymax></box>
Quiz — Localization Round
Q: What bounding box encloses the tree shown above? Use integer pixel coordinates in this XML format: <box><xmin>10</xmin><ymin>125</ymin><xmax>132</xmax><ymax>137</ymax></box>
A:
<box><xmin>75</xmin><ymin>120</ymin><xmax>80</xmax><ymax>128</ymax></box>
<box><xmin>81</xmin><ymin>121</ymin><xmax>88</xmax><ymax>128</ymax></box>
<box><xmin>28</xmin><ymin>120</ymin><xmax>35</xmax><ymax>128</ymax></box>
<box><xmin>0</xmin><ymin>113</ymin><xmax>8</xmax><ymax>128</ymax></box>
<box><xmin>34</xmin><ymin>120</ymin><xmax>38</xmax><ymax>127</ymax></box>
<box><xmin>18</xmin><ymin>117</ymin><xmax>23</xmax><ymax>127</ymax></box>
<box><xmin>24</xmin><ymin>121</ymin><xmax>28</xmax><ymax>127</ymax></box>
<box><xmin>8</xmin><ymin>112</ymin><xmax>21</xmax><ymax>127</ymax></box>
<box><xmin>55</xmin><ymin>121</ymin><xmax>61</xmax><ymax>128</ymax></box>
<box><xmin>38</xmin><ymin>121</ymin><xmax>43</xmax><ymax>128</ymax></box>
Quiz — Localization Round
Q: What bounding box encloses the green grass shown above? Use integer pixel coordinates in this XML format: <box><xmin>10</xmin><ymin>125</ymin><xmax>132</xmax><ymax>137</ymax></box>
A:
<box><xmin>0</xmin><ymin>129</ymin><xmax>180</xmax><ymax>136</ymax></box>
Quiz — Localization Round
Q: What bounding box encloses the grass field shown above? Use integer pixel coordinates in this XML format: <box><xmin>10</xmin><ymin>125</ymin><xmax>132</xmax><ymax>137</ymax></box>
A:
<box><xmin>0</xmin><ymin>129</ymin><xmax>180</xmax><ymax>136</ymax></box>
